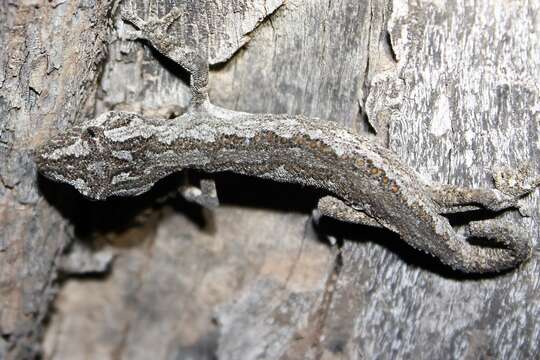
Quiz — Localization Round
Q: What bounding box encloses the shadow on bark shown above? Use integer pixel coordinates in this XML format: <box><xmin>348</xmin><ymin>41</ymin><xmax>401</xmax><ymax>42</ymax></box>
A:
<box><xmin>37</xmin><ymin>170</ymin><xmax>513</xmax><ymax>281</ymax></box>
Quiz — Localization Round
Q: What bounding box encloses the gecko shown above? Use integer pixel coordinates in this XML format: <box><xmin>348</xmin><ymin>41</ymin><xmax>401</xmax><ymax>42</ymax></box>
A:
<box><xmin>34</xmin><ymin>6</ymin><xmax>534</xmax><ymax>274</ymax></box>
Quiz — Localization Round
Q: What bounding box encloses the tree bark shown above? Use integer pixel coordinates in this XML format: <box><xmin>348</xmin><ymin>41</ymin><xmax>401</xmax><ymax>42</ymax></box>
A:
<box><xmin>1</xmin><ymin>0</ymin><xmax>538</xmax><ymax>359</ymax></box>
<box><xmin>0</xmin><ymin>1</ymin><xmax>114</xmax><ymax>358</ymax></box>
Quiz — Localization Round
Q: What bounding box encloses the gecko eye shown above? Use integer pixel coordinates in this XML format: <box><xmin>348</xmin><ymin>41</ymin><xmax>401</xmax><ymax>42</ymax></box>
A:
<box><xmin>83</xmin><ymin>126</ymin><xmax>103</xmax><ymax>142</ymax></box>
<box><xmin>86</xmin><ymin>127</ymin><xmax>97</xmax><ymax>138</ymax></box>
<box><xmin>85</xmin><ymin>126</ymin><xmax>104</xmax><ymax>140</ymax></box>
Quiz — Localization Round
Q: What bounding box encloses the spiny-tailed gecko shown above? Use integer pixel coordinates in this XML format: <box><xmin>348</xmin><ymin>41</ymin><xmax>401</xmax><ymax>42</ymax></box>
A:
<box><xmin>35</xmin><ymin>6</ymin><xmax>535</xmax><ymax>273</ymax></box>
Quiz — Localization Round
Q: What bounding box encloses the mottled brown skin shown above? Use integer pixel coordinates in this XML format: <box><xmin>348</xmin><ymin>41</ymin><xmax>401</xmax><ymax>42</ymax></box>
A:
<box><xmin>35</xmin><ymin>6</ymin><xmax>533</xmax><ymax>274</ymax></box>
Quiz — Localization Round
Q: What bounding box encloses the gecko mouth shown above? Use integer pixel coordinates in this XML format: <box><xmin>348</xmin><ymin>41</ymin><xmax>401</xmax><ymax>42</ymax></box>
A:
<box><xmin>71</xmin><ymin>180</ymin><xmax>110</xmax><ymax>201</ymax></box>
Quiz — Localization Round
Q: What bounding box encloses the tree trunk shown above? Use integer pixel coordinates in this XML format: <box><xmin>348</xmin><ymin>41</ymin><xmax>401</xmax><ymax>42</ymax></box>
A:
<box><xmin>1</xmin><ymin>0</ymin><xmax>539</xmax><ymax>359</ymax></box>
<box><xmin>0</xmin><ymin>1</ymin><xmax>113</xmax><ymax>358</ymax></box>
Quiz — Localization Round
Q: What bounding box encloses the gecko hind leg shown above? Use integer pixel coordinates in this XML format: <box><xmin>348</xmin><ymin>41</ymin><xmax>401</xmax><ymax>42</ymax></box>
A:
<box><xmin>429</xmin><ymin>185</ymin><xmax>519</xmax><ymax>214</ymax></box>
<box><xmin>316</xmin><ymin>196</ymin><xmax>383</xmax><ymax>228</ymax></box>
<box><xmin>318</xmin><ymin>196</ymin><xmax>532</xmax><ymax>272</ymax></box>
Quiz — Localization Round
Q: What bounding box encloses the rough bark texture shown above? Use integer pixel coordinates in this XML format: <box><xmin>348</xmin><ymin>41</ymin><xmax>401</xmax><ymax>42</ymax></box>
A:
<box><xmin>0</xmin><ymin>1</ymin><xmax>115</xmax><ymax>358</ymax></box>
<box><xmin>1</xmin><ymin>0</ymin><xmax>538</xmax><ymax>359</ymax></box>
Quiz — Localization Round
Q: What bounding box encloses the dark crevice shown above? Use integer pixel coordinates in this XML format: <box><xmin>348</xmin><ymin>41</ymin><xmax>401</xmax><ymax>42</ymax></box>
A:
<box><xmin>383</xmin><ymin>30</ymin><xmax>397</xmax><ymax>63</ymax></box>
<box><xmin>1</xmin><ymin>333</ymin><xmax>11</xmax><ymax>342</ymax></box>
<box><xmin>283</xmin><ymin>218</ymin><xmax>344</xmax><ymax>359</ymax></box>
<box><xmin>311</xmin><ymin>247</ymin><xmax>343</xmax><ymax>360</ymax></box>
<box><xmin>358</xmin><ymin>1</ymin><xmax>377</xmax><ymax>140</ymax></box>
<box><xmin>172</xmin><ymin>329</ymin><xmax>219</xmax><ymax>360</ymax></box>
<box><xmin>467</xmin><ymin>237</ymin><xmax>508</xmax><ymax>250</ymax></box>
<box><xmin>360</xmin><ymin>106</ymin><xmax>377</xmax><ymax>135</ymax></box>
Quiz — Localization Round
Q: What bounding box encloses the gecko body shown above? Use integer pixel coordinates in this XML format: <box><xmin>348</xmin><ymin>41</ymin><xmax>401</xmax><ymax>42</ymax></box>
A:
<box><xmin>34</xmin><ymin>6</ymin><xmax>534</xmax><ymax>273</ymax></box>
<box><xmin>36</xmin><ymin>102</ymin><xmax>531</xmax><ymax>273</ymax></box>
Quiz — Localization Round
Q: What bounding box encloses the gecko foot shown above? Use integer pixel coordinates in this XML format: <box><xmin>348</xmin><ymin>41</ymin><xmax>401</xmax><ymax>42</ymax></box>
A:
<box><xmin>493</xmin><ymin>163</ymin><xmax>540</xmax><ymax>198</ymax></box>
<box><xmin>311</xmin><ymin>209</ymin><xmax>338</xmax><ymax>246</ymax></box>
<box><xmin>120</xmin><ymin>6</ymin><xmax>199</xmax><ymax>70</ymax></box>
<box><xmin>463</xmin><ymin>219</ymin><xmax>532</xmax><ymax>271</ymax></box>
<box><xmin>120</xmin><ymin>5</ymin><xmax>209</xmax><ymax>106</ymax></box>
<box><xmin>121</xmin><ymin>7</ymin><xmax>183</xmax><ymax>40</ymax></box>
<box><xmin>479</xmin><ymin>189</ymin><xmax>518</xmax><ymax>212</ymax></box>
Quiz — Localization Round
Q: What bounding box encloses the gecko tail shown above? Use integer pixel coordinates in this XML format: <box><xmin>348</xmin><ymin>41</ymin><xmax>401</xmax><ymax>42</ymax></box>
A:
<box><xmin>456</xmin><ymin>219</ymin><xmax>532</xmax><ymax>273</ymax></box>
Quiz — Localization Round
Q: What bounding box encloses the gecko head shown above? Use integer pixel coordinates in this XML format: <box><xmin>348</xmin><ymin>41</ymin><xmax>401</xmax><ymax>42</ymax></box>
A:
<box><xmin>35</xmin><ymin>111</ymin><xmax>147</xmax><ymax>200</ymax></box>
